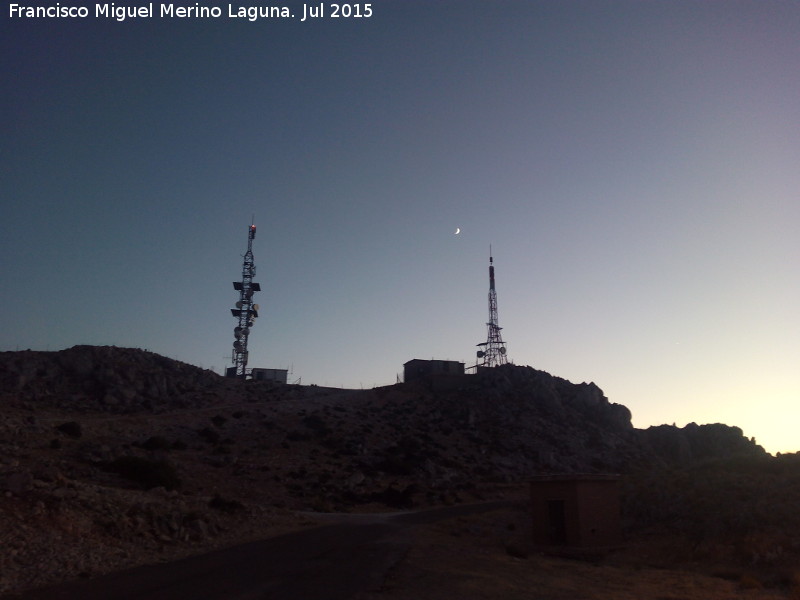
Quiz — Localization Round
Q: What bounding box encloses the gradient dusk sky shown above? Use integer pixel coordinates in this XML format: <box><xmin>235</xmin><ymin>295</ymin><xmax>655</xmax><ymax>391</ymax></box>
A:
<box><xmin>2</xmin><ymin>1</ymin><xmax>798</xmax><ymax>454</ymax></box>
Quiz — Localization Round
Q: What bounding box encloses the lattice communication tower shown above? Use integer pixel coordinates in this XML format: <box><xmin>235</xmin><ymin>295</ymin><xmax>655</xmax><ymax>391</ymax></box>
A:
<box><xmin>476</xmin><ymin>248</ymin><xmax>508</xmax><ymax>368</ymax></box>
<box><xmin>228</xmin><ymin>223</ymin><xmax>261</xmax><ymax>379</ymax></box>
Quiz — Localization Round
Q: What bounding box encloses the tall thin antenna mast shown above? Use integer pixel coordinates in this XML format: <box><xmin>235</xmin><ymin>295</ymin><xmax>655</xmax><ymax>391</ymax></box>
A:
<box><xmin>228</xmin><ymin>223</ymin><xmax>261</xmax><ymax>379</ymax></box>
<box><xmin>476</xmin><ymin>245</ymin><xmax>508</xmax><ymax>368</ymax></box>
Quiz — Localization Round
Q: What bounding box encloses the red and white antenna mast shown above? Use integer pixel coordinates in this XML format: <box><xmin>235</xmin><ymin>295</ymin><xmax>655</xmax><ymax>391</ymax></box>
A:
<box><xmin>476</xmin><ymin>245</ymin><xmax>508</xmax><ymax>368</ymax></box>
<box><xmin>228</xmin><ymin>222</ymin><xmax>261</xmax><ymax>379</ymax></box>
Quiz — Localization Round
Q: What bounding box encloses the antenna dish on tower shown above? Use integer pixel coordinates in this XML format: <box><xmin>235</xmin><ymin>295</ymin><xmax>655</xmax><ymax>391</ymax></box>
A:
<box><xmin>227</xmin><ymin>222</ymin><xmax>261</xmax><ymax>379</ymax></box>
<box><xmin>474</xmin><ymin>247</ymin><xmax>509</xmax><ymax>369</ymax></box>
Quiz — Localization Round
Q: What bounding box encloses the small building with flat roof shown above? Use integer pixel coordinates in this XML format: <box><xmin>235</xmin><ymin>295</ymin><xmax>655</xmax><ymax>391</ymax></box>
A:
<box><xmin>251</xmin><ymin>368</ymin><xmax>288</xmax><ymax>384</ymax></box>
<box><xmin>530</xmin><ymin>474</ymin><xmax>622</xmax><ymax>547</ymax></box>
<box><xmin>403</xmin><ymin>359</ymin><xmax>464</xmax><ymax>381</ymax></box>
<box><xmin>403</xmin><ymin>359</ymin><xmax>465</xmax><ymax>390</ymax></box>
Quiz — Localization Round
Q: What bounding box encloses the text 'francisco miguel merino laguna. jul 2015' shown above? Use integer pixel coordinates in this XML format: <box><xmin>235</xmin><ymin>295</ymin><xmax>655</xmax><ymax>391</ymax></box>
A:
<box><xmin>8</xmin><ymin>3</ymin><xmax>374</xmax><ymax>22</ymax></box>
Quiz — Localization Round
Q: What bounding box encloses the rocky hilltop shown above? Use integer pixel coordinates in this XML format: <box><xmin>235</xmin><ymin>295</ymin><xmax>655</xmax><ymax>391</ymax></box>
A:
<box><xmin>0</xmin><ymin>346</ymin><xmax>791</xmax><ymax>595</ymax></box>
<box><xmin>1</xmin><ymin>345</ymin><xmax>222</xmax><ymax>413</ymax></box>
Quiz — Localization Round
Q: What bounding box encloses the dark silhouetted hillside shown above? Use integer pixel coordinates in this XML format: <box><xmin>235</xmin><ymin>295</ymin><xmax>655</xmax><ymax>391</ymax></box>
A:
<box><xmin>0</xmin><ymin>346</ymin><xmax>790</xmax><ymax>596</ymax></box>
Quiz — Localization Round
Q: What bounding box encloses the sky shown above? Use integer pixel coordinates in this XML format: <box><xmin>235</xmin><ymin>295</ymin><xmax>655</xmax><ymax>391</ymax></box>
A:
<box><xmin>2</xmin><ymin>1</ymin><xmax>798</xmax><ymax>454</ymax></box>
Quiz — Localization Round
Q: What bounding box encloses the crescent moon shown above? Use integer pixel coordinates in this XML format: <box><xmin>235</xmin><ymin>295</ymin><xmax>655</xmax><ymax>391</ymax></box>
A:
<box><xmin>455</xmin><ymin>228</ymin><xmax>460</xmax><ymax>235</ymax></box>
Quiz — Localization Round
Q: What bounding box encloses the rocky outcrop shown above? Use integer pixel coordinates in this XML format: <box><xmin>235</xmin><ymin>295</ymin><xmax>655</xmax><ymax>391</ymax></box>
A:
<box><xmin>639</xmin><ymin>422</ymin><xmax>765</xmax><ymax>465</ymax></box>
<box><xmin>0</xmin><ymin>346</ymin><xmax>222</xmax><ymax>413</ymax></box>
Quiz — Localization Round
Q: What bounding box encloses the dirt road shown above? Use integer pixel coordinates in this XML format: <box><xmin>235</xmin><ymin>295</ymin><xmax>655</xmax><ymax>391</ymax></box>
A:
<box><xmin>7</xmin><ymin>501</ymin><xmax>511</xmax><ymax>600</ymax></box>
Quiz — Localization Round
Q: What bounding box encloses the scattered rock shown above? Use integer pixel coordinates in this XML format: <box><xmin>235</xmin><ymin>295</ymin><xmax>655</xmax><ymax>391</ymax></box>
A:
<box><xmin>56</xmin><ymin>421</ymin><xmax>82</xmax><ymax>438</ymax></box>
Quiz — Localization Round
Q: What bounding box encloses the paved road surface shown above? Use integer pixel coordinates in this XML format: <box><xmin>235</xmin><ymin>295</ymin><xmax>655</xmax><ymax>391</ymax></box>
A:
<box><xmin>7</xmin><ymin>501</ymin><xmax>511</xmax><ymax>600</ymax></box>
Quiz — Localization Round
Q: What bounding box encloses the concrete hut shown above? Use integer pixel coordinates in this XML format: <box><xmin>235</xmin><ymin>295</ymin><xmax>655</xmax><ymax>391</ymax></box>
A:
<box><xmin>530</xmin><ymin>474</ymin><xmax>622</xmax><ymax>547</ymax></box>
<box><xmin>402</xmin><ymin>359</ymin><xmax>465</xmax><ymax>390</ymax></box>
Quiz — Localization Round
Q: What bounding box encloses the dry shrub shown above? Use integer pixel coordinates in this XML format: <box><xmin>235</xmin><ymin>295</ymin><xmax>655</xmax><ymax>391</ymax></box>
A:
<box><xmin>739</xmin><ymin>573</ymin><xmax>763</xmax><ymax>590</ymax></box>
<box><xmin>739</xmin><ymin>531</ymin><xmax>789</xmax><ymax>565</ymax></box>
<box><xmin>105</xmin><ymin>456</ymin><xmax>181</xmax><ymax>490</ymax></box>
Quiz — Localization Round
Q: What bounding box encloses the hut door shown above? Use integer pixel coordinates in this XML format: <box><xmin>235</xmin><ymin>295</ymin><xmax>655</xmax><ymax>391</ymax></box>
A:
<box><xmin>547</xmin><ymin>500</ymin><xmax>567</xmax><ymax>544</ymax></box>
